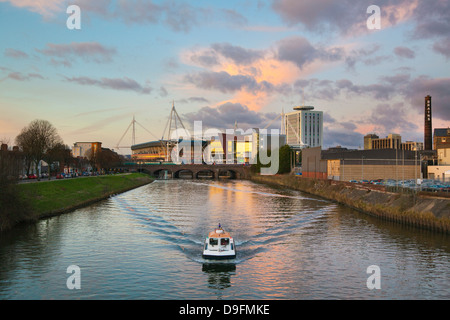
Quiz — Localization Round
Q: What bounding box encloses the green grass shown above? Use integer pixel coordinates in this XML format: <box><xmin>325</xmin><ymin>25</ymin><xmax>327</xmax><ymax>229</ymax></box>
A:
<box><xmin>17</xmin><ymin>173</ymin><xmax>153</xmax><ymax>218</ymax></box>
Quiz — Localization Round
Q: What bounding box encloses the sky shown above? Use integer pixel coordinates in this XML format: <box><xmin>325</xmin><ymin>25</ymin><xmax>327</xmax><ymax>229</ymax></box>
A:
<box><xmin>0</xmin><ymin>0</ymin><xmax>449</xmax><ymax>154</ymax></box>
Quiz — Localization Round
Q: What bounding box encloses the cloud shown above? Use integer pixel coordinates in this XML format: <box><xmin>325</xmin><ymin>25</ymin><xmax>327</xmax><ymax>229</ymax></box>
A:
<box><xmin>323</xmin><ymin>113</ymin><xmax>363</xmax><ymax>149</ymax></box>
<box><xmin>323</xmin><ymin>103</ymin><xmax>420</xmax><ymax>149</ymax></box>
<box><xmin>0</xmin><ymin>0</ymin><xmax>64</xmax><ymax>17</ymax></box>
<box><xmin>276</xmin><ymin>36</ymin><xmax>344</xmax><ymax>70</ymax></box>
<box><xmin>394</xmin><ymin>46</ymin><xmax>415</xmax><ymax>59</ymax></box>
<box><xmin>70</xmin><ymin>0</ymin><xmax>206</xmax><ymax>33</ymax></box>
<box><xmin>64</xmin><ymin>76</ymin><xmax>152</xmax><ymax>94</ymax></box>
<box><xmin>271</xmin><ymin>0</ymin><xmax>418</xmax><ymax>36</ymax></box>
<box><xmin>365</xmin><ymin>102</ymin><xmax>419</xmax><ymax>134</ymax></box>
<box><xmin>271</xmin><ymin>0</ymin><xmax>450</xmax><ymax>43</ymax></box>
<box><xmin>183</xmin><ymin>42</ymin><xmax>266</xmax><ymax>68</ymax></box>
<box><xmin>158</xmin><ymin>86</ymin><xmax>168</xmax><ymax>97</ymax></box>
<box><xmin>276</xmin><ymin>37</ymin><xmax>318</xmax><ymax>69</ymax></box>
<box><xmin>406</xmin><ymin>76</ymin><xmax>450</xmax><ymax>121</ymax></box>
<box><xmin>182</xmin><ymin>102</ymin><xmax>279</xmax><ymax>130</ymax></box>
<box><xmin>2</xmin><ymin>0</ymin><xmax>250</xmax><ymax>34</ymax></box>
<box><xmin>182</xmin><ymin>36</ymin><xmax>345</xmax><ymax>111</ymax></box>
<box><xmin>177</xmin><ymin>97</ymin><xmax>210</xmax><ymax>104</ymax></box>
<box><xmin>2</xmin><ymin>71</ymin><xmax>45</xmax><ymax>81</ymax></box>
<box><xmin>297</xmin><ymin>72</ymin><xmax>412</xmax><ymax>101</ymax></box>
<box><xmin>37</xmin><ymin>42</ymin><xmax>117</xmax><ymax>64</ymax></box>
<box><xmin>184</xmin><ymin>71</ymin><xmax>276</xmax><ymax>95</ymax></box>
<box><xmin>4</xmin><ymin>48</ymin><xmax>29</xmax><ymax>59</ymax></box>
<box><xmin>432</xmin><ymin>38</ymin><xmax>450</xmax><ymax>59</ymax></box>
<box><xmin>410</xmin><ymin>0</ymin><xmax>450</xmax><ymax>39</ymax></box>
<box><xmin>220</xmin><ymin>9</ymin><xmax>248</xmax><ymax>27</ymax></box>
<box><xmin>49</xmin><ymin>58</ymin><xmax>72</xmax><ymax>68</ymax></box>
<box><xmin>187</xmin><ymin>48</ymin><xmax>220</xmax><ymax>68</ymax></box>
<box><xmin>211</xmin><ymin>43</ymin><xmax>265</xmax><ymax>66</ymax></box>
<box><xmin>345</xmin><ymin>44</ymin><xmax>381</xmax><ymax>70</ymax></box>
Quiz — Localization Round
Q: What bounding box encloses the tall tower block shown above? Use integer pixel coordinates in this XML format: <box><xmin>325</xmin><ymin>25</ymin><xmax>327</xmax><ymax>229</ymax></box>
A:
<box><xmin>424</xmin><ymin>95</ymin><xmax>432</xmax><ymax>150</ymax></box>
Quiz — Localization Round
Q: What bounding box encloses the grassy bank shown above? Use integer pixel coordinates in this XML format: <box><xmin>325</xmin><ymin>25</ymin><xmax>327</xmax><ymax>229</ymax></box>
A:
<box><xmin>1</xmin><ymin>173</ymin><xmax>153</xmax><ymax>231</ymax></box>
<box><xmin>251</xmin><ymin>174</ymin><xmax>450</xmax><ymax>234</ymax></box>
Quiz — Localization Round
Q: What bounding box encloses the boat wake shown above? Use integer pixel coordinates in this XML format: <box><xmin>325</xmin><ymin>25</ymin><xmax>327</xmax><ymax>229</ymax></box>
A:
<box><xmin>110</xmin><ymin>184</ymin><xmax>334</xmax><ymax>267</ymax></box>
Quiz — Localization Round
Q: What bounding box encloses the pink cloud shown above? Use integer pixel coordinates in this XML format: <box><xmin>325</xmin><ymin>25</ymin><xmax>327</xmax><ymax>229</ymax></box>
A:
<box><xmin>0</xmin><ymin>0</ymin><xmax>65</xmax><ymax>17</ymax></box>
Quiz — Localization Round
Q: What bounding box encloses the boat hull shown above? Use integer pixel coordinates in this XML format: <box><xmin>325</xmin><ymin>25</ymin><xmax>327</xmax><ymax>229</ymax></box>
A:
<box><xmin>202</xmin><ymin>252</ymin><xmax>236</xmax><ymax>260</ymax></box>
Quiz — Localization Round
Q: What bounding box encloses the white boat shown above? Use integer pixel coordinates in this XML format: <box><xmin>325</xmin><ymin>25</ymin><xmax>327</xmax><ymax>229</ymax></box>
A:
<box><xmin>202</xmin><ymin>225</ymin><xmax>236</xmax><ymax>260</ymax></box>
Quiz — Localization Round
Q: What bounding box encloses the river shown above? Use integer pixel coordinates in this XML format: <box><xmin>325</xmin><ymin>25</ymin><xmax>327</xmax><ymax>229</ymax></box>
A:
<box><xmin>0</xmin><ymin>179</ymin><xmax>449</xmax><ymax>300</ymax></box>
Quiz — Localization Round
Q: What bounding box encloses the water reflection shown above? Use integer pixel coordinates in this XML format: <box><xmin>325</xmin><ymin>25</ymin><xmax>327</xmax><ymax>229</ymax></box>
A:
<box><xmin>0</xmin><ymin>179</ymin><xmax>449</xmax><ymax>299</ymax></box>
<box><xmin>202</xmin><ymin>263</ymin><xmax>236</xmax><ymax>292</ymax></box>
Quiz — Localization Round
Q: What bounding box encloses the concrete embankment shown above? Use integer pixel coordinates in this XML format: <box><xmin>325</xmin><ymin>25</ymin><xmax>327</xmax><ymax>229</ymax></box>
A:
<box><xmin>251</xmin><ymin>174</ymin><xmax>450</xmax><ymax>234</ymax></box>
<box><xmin>1</xmin><ymin>173</ymin><xmax>154</xmax><ymax>232</ymax></box>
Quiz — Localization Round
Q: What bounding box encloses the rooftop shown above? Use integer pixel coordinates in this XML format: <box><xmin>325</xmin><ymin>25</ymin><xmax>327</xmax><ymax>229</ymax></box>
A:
<box><xmin>293</xmin><ymin>106</ymin><xmax>314</xmax><ymax>111</ymax></box>
<box><xmin>434</xmin><ymin>128</ymin><xmax>450</xmax><ymax>137</ymax></box>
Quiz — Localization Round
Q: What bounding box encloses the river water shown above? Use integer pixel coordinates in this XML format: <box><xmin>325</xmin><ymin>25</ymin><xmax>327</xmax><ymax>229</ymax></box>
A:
<box><xmin>0</xmin><ymin>179</ymin><xmax>449</xmax><ymax>300</ymax></box>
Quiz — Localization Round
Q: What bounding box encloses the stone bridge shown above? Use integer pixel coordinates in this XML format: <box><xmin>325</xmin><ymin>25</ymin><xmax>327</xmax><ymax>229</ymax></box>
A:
<box><xmin>123</xmin><ymin>164</ymin><xmax>252</xmax><ymax>179</ymax></box>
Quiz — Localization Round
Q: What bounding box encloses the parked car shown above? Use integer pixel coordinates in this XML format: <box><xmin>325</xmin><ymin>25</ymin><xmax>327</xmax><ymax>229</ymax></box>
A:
<box><xmin>349</xmin><ymin>180</ymin><xmax>358</xmax><ymax>183</ymax></box>
<box><xmin>359</xmin><ymin>180</ymin><xmax>370</xmax><ymax>184</ymax></box>
<box><xmin>28</xmin><ymin>174</ymin><xmax>37</xmax><ymax>179</ymax></box>
<box><xmin>56</xmin><ymin>174</ymin><xmax>64</xmax><ymax>179</ymax></box>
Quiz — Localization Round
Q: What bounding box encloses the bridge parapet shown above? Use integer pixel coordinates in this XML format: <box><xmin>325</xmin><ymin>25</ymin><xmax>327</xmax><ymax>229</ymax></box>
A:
<box><xmin>121</xmin><ymin>164</ymin><xmax>251</xmax><ymax>179</ymax></box>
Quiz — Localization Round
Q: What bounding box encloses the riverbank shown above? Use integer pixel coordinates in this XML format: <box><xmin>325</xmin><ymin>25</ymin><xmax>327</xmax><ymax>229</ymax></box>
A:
<box><xmin>251</xmin><ymin>174</ymin><xmax>450</xmax><ymax>234</ymax></box>
<box><xmin>1</xmin><ymin>173</ymin><xmax>153</xmax><ymax>232</ymax></box>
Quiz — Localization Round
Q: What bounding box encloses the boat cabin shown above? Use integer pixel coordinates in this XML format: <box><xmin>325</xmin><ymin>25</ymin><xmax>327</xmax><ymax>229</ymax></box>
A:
<box><xmin>203</xmin><ymin>227</ymin><xmax>236</xmax><ymax>259</ymax></box>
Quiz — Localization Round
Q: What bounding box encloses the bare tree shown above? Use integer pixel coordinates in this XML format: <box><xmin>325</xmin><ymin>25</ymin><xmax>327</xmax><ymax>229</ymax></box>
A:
<box><xmin>16</xmin><ymin>119</ymin><xmax>63</xmax><ymax>180</ymax></box>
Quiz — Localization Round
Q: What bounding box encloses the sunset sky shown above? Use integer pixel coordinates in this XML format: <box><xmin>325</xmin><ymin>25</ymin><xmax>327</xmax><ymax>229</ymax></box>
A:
<box><xmin>1</xmin><ymin>0</ymin><xmax>449</xmax><ymax>154</ymax></box>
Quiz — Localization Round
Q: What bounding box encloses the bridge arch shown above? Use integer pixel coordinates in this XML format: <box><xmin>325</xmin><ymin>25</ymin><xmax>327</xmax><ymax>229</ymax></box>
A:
<box><xmin>218</xmin><ymin>169</ymin><xmax>238</xmax><ymax>179</ymax></box>
<box><xmin>153</xmin><ymin>169</ymin><xmax>173</xmax><ymax>179</ymax></box>
<box><xmin>196</xmin><ymin>170</ymin><xmax>215</xmax><ymax>179</ymax></box>
<box><xmin>174</xmin><ymin>169</ymin><xmax>194</xmax><ymax>179</ymax></box>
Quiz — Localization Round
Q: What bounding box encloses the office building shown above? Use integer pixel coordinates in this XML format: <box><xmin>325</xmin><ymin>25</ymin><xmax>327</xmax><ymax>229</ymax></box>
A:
<box><xmin>364</xmin><ymin>133</ymin><xmax>423</xmax><ymax>151</ymax></box>
<box><xmin>371</xmin><ymin>133</ymin><xmax>401</xmax><ymax>150</ymax></box>
<box><xmin>364</xmin><ymin>134</ymin><xmax>379</xmax><ymax>150</ymax></box>
<box><xmin>284</xmin><ymin>106</ymin><xmax>323</xmax><ymax>148</ymax></box>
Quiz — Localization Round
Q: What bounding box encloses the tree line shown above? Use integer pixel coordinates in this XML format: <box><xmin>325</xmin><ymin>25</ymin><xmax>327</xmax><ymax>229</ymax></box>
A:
<box><xmin>11</xmin><ymin>119</ymin><xmax>123</xmax><ymax>180</ymax></box>
<box><xmin>0</xmin><ymin>119</ymin><xmax>124</xmax><ymax>231</ymax></box>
